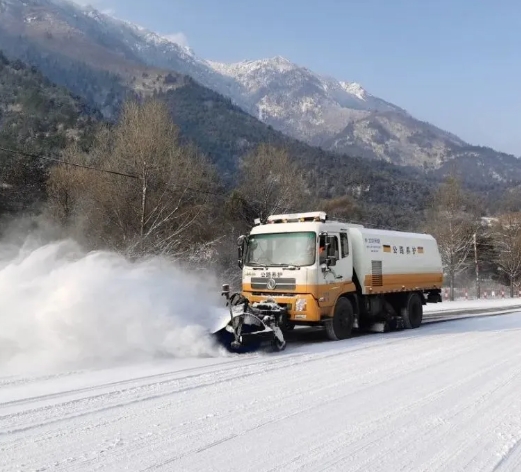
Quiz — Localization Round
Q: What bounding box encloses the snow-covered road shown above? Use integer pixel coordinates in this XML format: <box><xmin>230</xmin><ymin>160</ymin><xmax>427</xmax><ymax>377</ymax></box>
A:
<box><xmin>2</xmin><ymin>308</ymin><xmax>521</xmax><ymax>472</ymax></box>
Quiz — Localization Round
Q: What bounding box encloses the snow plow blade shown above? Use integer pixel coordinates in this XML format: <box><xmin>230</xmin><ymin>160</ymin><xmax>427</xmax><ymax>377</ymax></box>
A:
<box><xmin>212</xmin><ymin>285</ymin><xmax>287</xmax><ymax>354</ymax></box>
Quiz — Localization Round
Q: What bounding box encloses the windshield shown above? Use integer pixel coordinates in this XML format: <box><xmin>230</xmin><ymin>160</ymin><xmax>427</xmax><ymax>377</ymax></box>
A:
<box><xmin>245</xmin><ymin>231</ymin><xmax>317</xmax><ymax>267</ymax></box>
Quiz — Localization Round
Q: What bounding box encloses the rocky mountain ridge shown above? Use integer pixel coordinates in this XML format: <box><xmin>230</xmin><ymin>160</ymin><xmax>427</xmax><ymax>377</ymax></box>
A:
<box><xmin>0</xmin><ymin>0</ymin><xmax>520</xmax><ymax>194</ymax></box>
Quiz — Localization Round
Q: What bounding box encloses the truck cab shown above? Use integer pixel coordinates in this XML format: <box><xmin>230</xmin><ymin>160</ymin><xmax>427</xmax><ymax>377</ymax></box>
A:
<box><xmin>238</xmin><ymin>212</ymin><xmax>360</xmax><ymax>331</ymax></box>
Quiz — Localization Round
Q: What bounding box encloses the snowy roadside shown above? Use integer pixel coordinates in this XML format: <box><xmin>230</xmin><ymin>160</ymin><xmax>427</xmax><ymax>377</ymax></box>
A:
<box><xmin>424</xmin><ymin>297</ymin><xmax>521</xmax><ymax>313</ymax></box>
<box><xmin>423</xmin><ymin>298</ymin><xmax>521</xmax><ymax>324</ymax></box>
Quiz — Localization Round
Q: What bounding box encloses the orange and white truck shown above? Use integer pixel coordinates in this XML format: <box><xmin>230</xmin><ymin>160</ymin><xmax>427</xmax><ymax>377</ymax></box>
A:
<box><xmin>235</xmin><ymin>211</ymin><xmax>444</xmax><ymax>341</ymax></box>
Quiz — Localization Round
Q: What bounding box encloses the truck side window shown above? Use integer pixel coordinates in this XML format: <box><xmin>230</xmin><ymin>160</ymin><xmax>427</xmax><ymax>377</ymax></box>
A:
<box><xmin>340</xmin><ymin>232</ymin><xmax>349</xmax><ymax>257</ymax></box>
<box><xmin>327</xmin><ymin>235</ymin><xmax>339</xmax><ymax>260</ymax></box>
<box><xmin>318</xmin><ymin>235</ymin><xmax>327</xmax><ymax>264</ymax></box>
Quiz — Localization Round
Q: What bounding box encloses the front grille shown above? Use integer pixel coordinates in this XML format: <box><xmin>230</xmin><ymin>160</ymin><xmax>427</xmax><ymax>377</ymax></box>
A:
<box><xmin>252</xmin><ymin>292</ymin><xmax>296</xmax><ymax>297</ymax></box>
<box><xmin>251</xmin><ymin>277</ymin><xmax>297</xmax><ymax>291</ymax></box>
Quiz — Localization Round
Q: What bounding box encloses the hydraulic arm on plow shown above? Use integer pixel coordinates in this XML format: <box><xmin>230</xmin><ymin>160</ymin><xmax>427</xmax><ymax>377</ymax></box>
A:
<box><xmin>212</xmin><ymin>284</ymin><xmax>287</xmax><ymax>353</ymax></box>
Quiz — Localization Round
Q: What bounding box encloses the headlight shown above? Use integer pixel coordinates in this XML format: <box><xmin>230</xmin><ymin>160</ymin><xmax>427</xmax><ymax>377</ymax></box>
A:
<box><xmin>295</xmin><ymin>298</ymin><xmax>307</xmax><ymax>312</ymax></box>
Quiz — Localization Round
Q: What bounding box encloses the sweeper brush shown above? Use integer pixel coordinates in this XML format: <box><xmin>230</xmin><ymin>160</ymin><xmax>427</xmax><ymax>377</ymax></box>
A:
<box><xmin>212</xmin><ymin>285</ymin><xmax>287</xmax><ymax>354</ymax></box>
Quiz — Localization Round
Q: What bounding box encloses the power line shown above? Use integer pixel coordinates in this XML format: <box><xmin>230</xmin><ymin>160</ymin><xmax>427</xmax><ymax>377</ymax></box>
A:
<box><xmin>0</xmin><ymin>145</ymin><xmax>139</xmax><ymax>179</ymax></box>
<box><xmin>0</xmin><ymin>144</ymin><xmax>227</xmax><ymax>197</ymax></box>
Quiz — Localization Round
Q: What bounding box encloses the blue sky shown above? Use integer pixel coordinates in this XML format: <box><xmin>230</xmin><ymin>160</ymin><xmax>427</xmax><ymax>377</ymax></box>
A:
<box><xmin>80</xmin><ymin>0</ymin><xmax>521</xmax><ymax>156</ymax></box>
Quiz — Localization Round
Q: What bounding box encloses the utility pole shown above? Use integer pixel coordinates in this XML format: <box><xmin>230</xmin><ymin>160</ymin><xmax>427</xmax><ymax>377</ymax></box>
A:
<box><xmin>474</xmin><ymin>232</ymin><xmax>480</xmax><ymax>299</ymax></box>
<box><xmin>140</xmin><ymin>161</ymin><xmax>148</xmax><ymax>255</ymax></box>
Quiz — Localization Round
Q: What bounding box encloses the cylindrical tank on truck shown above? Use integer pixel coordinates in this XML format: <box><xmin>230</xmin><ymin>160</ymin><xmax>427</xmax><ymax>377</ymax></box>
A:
<box><xmin>236</xmin><ymin>211</ymin><xmax>443</xmax><ymax>340</ymax></box>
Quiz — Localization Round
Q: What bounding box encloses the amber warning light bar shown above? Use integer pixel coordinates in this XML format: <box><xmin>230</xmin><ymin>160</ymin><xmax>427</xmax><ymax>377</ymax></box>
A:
<box><xmin>262</xmin><ymin>211</ymin><xmax>328</xmax><ymax>224</ymax></box>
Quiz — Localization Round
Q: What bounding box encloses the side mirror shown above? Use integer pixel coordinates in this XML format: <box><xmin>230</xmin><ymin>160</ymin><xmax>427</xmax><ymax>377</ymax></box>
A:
<box><xmin>326</xmin><ymin>255</ymin><xmax>337</xmax><ymax>267</ymax></box>
<box><xmin>221</xmin><ymin>283</ymin><xmax>230</xmax><ymax>300</ymax></box>
<box><xmin>237</xmin><ymin>234</ymin><xmax>247</xmax><ymax>269</ymax></box>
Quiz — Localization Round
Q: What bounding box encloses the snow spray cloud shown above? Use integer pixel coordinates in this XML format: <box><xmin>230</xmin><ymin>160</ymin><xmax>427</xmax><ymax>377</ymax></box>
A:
<box><xmin>0</xmin><ymin>238</ymin><xmax>230</xmax><ymax>374</ymax></box>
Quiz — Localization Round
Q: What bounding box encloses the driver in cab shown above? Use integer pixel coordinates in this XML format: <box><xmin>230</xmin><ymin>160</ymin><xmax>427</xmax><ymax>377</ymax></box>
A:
<box><xmin>295</xmin><ymin>238</ymin><xmax>324</xmax><ymax>266</ymax></box>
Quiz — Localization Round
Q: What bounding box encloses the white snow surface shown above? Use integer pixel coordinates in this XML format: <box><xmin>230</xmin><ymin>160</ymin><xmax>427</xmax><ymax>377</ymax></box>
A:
<box><xmin>339</xmin><ymin>81</ymin><xmax>367</xmax><ymax>100</ymax></box>
<box><xmin>2</xmin><ymin>237</ymin><xmax>521</xmax><ymax>470</ymax></box>
<box><xmin>425</xmin><ymin>296</ymin><xmax>521</xmax><ymax>313</ymax></box>
<box><xmin>2</xmin><ymin>268</ymin><xmax>521</xmax><ymax>471</ymax></box>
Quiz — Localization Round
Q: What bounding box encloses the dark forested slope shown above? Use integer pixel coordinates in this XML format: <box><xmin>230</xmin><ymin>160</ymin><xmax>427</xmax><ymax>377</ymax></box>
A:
<box><xmin>0</xmin><ymin>50</ymin><xmax>100</xmax><ymax>214</ymax></box>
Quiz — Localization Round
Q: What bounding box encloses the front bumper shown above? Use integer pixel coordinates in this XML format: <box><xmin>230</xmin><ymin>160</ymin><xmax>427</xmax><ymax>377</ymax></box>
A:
<box><xmin>242</xmin><ymin>292</ymin><xmax>321</xmax><ymax>323</ymax></box>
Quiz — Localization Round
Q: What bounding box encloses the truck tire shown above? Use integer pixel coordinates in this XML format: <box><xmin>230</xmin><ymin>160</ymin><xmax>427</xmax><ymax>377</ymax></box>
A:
<box><xmin>401</xmin><ymin>292</ymin><xmax>423</xmax><ymax>329</ymax></box>
<box><xmin>325</xmin><ymin>297</ymin><xmax>354</xmax><ymax>341</ymax></box>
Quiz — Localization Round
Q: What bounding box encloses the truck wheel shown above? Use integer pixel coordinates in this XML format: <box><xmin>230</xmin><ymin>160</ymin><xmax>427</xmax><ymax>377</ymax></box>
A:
<box><xmin>325</xmin><ymin>297</ymin><xmax>354</xmax><ymax>341</ymax></box>
<box><xmin>401</xmin><ymin>292</ymin><xmax>423</xmax><ymax>329</ymax></box>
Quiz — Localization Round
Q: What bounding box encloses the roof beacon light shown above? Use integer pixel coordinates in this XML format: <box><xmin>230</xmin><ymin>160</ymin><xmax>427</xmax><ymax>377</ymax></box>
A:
<box><xmin>266</xmin><ymin>211</ymin><xmax>328</xmax><ymax>224</ymax></box>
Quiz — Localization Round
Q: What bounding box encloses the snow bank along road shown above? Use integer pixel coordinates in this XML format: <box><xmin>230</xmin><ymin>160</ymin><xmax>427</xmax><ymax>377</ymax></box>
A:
<box><xmin>2</xmin><ymin>305</ymin><xmax>521</xmax><ymax>471</ymax></box>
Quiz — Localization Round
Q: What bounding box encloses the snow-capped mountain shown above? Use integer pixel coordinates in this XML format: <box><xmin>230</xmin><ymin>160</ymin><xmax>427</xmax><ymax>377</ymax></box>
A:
<box><xmin>0</xmin><ymin>0</ymin><xmax>519</xmax><ymax>173</ymax></box>
<box><xmin>0</xmin><ymin>0</ymin><xmax>176</xmax><ymax>90</ymax></box>
<box><xmin>0</xmin><ymin>0</ymin><xmax>247</xmax><ymax>100</ymax></box>
<box><xmin>202</xmin><ymin>57</ymin><xmax>474</xmax><ymax>166</ymax></box>
<box><xmin>206</xmin><ymin>56</ymin><xmax>406</xmax><ymax>145</ymax></box>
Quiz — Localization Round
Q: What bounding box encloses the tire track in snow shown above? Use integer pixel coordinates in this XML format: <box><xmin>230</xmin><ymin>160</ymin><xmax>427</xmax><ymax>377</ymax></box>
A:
<box><xmin>492</xmin><ymin>435</ymin><xmax>521</xmax><ymax>471</ymax></box>
<box><xmin>273</xmin><ymin>360</ymin><xmax>518</xmax><ymax>471</ymax></box>
<box><xmin>163</xmin><ymin>323</ymin><xmax>521</xmax><ymax>472</ymax></box>
<box><xmin>239</xmin><ymin>330</ymin><xmax>521</xmax><ymax>472</ymax></box>
<box><xmin>2</xmin><ymin>313</ymin><xmax>521</xmax><ymax>472</ymax></box>
<box><xmin>0</xmin><ymin>358</ymin><xmax>249</xmax><ymax>409</ymax></box>
<box><xmin>0</xmin><ymin>324</ymin><xmax>455</xmax><ymax>434</ymax></box>
<box><xmin>1</xmin><ymin>321</ymin><xmax>488</xmax><ymax>470</ymax></box>
<box><xmin>284</xmin><ymin>324</ymin><xmax>521</xmax><ymax>472</ymax></box>
<box><xmin>0</xmin><ymin>370</ymin><xmax>84</xmax><ymax>389</ymax></box>
<box><xmin>22</xmin><ymin>336</ymin><xmax>442</xmax><ymax>468</ymax></box>
<box><xmin>141</xmin><ymin>326</ymin><xmax>517</xmax><ymax>471</ymax></box>
<box><xmin>343</xmin><ymin>354</ymin><xmax>521</xmax><ymax>472</ymax></box>
<box><xmin>414</xmin><ymin>368</ymin><xmax>521</xmax><ymax>471</ymax></box>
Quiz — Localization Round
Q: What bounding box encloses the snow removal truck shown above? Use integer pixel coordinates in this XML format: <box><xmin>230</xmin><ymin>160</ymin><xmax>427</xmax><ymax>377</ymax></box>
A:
<box><xmin>214</xmin><ymin>211</ymin><xmax>444</xmax><ymax>353</ymax></box>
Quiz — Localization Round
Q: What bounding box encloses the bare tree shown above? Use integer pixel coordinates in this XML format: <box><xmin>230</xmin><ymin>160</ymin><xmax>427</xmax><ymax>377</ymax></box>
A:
<box><xmin>491</xmin><ymin>212</ymin><xmax>521</xmax><ymax>297</ymax></box>
<box><xmin>234</xmin><ymin>143</ymin><xmax>310</xmax><ymax>224</ymax></box>
<box><xmin>46</xmin><ymin>99</ymin><xmax>220</xmax><ymax>259</ymax></box>
<box><xmin>320</xmin><ymin>195</ymin><xmax>364</xmax><ymax>222</ymax></box>
<box><xmin>424</xmin><ymin>175</ymin><xmax>479</xmax><ymax>300</ymax></box>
